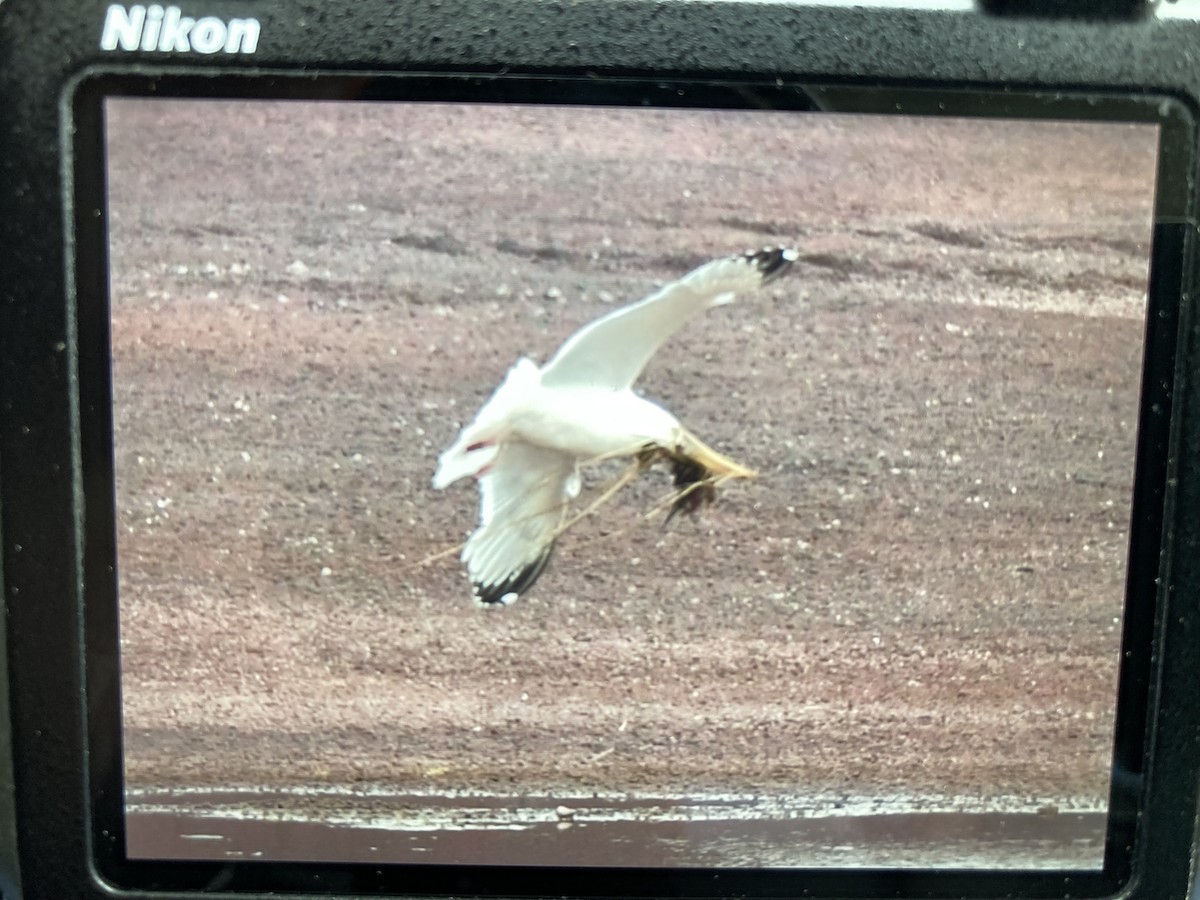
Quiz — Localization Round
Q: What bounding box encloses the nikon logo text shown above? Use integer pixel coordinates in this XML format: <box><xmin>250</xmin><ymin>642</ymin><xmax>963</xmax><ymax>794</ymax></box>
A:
<box><xmin>100</xmin><ymin>5</ymin><xmax>261</xmax><ymax>54</ymax></box>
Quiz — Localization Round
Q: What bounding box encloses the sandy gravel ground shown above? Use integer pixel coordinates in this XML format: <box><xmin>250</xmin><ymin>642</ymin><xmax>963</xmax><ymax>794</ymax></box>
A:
<box><xmin>103</xmin><ymin>98</ymin><xmax>1158</xmax><ymax>865</ymax></box>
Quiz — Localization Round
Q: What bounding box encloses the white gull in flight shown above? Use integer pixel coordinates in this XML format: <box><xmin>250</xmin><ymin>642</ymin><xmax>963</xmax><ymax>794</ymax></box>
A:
<box><xmin>433</xmin><ymin>246</ymin><xmax>798</xmax><ymax>605</ymax></box>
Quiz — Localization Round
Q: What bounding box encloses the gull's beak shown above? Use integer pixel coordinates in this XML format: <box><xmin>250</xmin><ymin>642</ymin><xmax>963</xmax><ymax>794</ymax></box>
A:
<box><xmin>433</xmin><ymin>436</ymin><xmax>501</xmax><ymax>489</ymax></box>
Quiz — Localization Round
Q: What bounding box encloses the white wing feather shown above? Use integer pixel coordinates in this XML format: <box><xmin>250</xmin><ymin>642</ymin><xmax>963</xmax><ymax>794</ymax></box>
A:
<box><xmin>463</xmin><ymin>442</ymin><xmax>578</xmax><ymax>603</ymax></box>
<box><xmin>539</xmin><ymin>248</ymin><xmax>796</xmax><ymax>391</ymax></box>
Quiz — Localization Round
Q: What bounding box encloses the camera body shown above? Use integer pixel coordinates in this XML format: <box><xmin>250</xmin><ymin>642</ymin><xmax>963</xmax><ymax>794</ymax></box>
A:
<box><xmin>1</xmin><ymin>1</ymin><xmax>1199</xmax><ymax>899</ymax></box>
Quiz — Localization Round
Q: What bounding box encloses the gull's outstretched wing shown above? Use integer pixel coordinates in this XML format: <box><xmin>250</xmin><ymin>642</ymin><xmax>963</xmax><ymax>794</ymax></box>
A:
<box><xmin>463</xmin><ymin>442</ymin><xmax>580</xmax><ymax>605</ymax></box>
<box><xmin>539</xmin><ymin>246</ymin><xmax>797</xmax><ymax>391</ymax></box>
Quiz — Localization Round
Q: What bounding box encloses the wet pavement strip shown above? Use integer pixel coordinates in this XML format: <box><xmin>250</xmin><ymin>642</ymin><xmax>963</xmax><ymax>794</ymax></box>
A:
<box><xmin>125</xmin><ymin>787</ymin><xmax>1106</xmax><ymax>868</ymax></box>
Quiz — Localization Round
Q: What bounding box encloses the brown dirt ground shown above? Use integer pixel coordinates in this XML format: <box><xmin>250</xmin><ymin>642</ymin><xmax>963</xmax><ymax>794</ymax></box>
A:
<box><xmin>104</xmin><ymin>100</ymin><xmax>1157</xmax><ymax>808</ymax></box>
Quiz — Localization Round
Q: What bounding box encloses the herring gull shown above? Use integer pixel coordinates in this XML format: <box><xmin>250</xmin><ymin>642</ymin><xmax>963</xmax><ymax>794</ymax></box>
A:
<box><xmin>433</xmin><ymin>246</ymin><xmax>798</xmax><ymax>605</ymax></box>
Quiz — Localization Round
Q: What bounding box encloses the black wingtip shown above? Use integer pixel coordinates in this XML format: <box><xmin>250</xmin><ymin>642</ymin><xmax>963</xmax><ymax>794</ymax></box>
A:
<box><xmin>744</xmin><ymin>246</ymin><xmax>799</xmax><ymax>284</ymax></box>
<box><xmin>473</xmin><ymin>543</ymin><xmax>556</xmax><ymax>606</ymax></box>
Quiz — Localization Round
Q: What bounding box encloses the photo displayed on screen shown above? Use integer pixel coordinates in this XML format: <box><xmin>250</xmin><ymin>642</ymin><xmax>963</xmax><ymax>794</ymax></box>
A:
<box><xmin>105</xmin><ymin>97</ymin><xmax>1157</xmax><ymax>868</ymax></box>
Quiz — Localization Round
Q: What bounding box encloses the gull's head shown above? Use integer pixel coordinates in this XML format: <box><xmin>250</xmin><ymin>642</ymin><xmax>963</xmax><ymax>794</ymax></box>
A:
<box><xmin>433</xmin><ymin>435</ymin><xmax>501</xmax><ymax>489</ymax></box>
<box><xmin>433</xmin><ymin>357</ymin><xmax>539</xmax><ymax>489</ymax></box>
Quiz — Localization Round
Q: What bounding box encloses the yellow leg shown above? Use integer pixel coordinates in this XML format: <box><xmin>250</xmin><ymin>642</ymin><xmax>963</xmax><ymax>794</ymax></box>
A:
<box><xmin>675</xmin><ymin>428</ymin><xmax>757</xmax><ymax>480</ymax></box>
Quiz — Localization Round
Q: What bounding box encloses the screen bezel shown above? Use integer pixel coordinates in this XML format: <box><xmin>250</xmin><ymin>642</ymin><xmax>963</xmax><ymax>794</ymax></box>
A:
<box><xmin>70</xmin><ymin>70</ymin><xmax>1193</xmax><ymax>898</ymax></box>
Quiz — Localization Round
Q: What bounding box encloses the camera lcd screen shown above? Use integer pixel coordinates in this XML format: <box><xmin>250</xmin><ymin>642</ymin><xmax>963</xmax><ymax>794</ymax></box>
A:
<box><xmin>102</xmin><ymin>92</ymin><xmax>1158</xmax><ymax>873</ymax></box>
